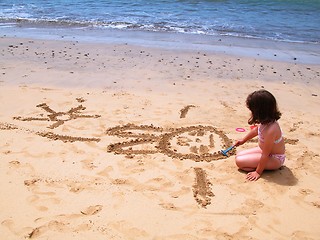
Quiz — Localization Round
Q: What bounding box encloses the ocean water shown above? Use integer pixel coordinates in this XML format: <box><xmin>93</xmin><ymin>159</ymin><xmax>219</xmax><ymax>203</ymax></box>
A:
<box><xmin>0</xmin><ymin>0</ymin><xmax>319</xmax><ymax>44</ymax></box>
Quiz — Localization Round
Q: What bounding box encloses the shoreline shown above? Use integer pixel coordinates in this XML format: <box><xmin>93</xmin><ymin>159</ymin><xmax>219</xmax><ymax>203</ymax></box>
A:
<box><xmin>1</xmin><ymin>36</ymin><xmax>319</xmax><ymax>90</ymax></box>
<box><xmin>1</xmin><ymin>27</ymin><xmax>320</xmax><ymax>64</ymax></box>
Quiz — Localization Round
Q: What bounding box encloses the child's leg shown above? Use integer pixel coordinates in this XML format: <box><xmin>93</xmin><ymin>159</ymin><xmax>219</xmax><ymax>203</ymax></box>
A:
<box><xmin>235</xmin><ymin>147</ymin><xmax>262</xmax><ymax>171</ymax></box>
<box><xmin>236</xmin><ymin>146</ymin><xmax>262</xmax><ymax>156</ymax></box>
<box><xmin>235</xmin><ymin>148</ymin><xmax>262</xmax><ymax>172</ymax></box>
<box><xmin>235</xmin><ymin>147</ymin><xmax>283</xmax><ymax>172</ymax></box>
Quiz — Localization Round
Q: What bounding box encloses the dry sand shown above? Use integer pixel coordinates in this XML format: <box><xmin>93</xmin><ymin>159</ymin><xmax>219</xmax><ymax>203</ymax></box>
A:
<box><xmin>0</xmin><ymin>36</ymin><xmax>320</xmax><ymax>239</ymax></box>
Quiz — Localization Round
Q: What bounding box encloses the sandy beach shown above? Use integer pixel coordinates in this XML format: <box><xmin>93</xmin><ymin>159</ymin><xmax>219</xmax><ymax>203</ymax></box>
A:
<box><xmin>0</xmin><ymin>36</ymin><xmax>320</xmax><ymax>239</ymax></box>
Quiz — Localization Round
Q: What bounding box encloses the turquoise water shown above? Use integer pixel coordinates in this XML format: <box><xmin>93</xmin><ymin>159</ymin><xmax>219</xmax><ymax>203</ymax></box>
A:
<box><xmin>0</xmin><ymin>0</ymin><xmax>319</xmax><ymax>43</ymax></box>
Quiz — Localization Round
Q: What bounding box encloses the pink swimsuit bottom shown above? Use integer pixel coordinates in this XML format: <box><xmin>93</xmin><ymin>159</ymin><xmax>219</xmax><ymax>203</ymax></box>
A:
<box><xmin>270</xmin><ymin>153</ymin><xmax>286</xmax><ymax>166</ymax></box>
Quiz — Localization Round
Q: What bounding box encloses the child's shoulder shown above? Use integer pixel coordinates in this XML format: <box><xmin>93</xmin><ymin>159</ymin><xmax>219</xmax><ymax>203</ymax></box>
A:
<box><xmin>267</xmin><ymin>121</ymin><xmax>281</xmax><ymax>134</ymax></box>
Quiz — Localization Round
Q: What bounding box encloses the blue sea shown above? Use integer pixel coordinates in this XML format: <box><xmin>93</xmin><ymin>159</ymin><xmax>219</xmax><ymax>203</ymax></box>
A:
<box><xmin>0</xmin><ymin>0</ymin><xmax>319</xmax><ymax>44</ymax></box>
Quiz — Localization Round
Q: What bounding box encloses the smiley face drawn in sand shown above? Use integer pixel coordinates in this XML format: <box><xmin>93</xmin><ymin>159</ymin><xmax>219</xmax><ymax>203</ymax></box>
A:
<box><xmin>106</xmin><ymin>124</ymin><xmax>234</xmax><ymax>162</ymax></box>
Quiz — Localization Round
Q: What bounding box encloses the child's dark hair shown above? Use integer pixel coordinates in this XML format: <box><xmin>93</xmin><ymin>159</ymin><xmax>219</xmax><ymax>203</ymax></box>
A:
<box><xmin>246</xmin><ymin>89</ymin><xmax>281</xmax><ymax>125</ymax></box>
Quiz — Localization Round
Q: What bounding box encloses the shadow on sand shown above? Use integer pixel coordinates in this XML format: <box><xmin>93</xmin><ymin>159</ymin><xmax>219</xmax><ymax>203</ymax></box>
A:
<box><xmin>238</xmin><ymin>166</ymin><xmax>298</xmax><ymax>186</ymax></box>
<box><xmin>262</xmin><ymin>166</ymin><xmax>298</xmax><ymax>186</ymax></box>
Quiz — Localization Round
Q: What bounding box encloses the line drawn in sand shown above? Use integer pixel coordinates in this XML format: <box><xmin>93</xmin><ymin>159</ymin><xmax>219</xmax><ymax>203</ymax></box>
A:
<box><xmin>179</xmin><ymin>105</ymin><xmax>196</xmax><ymax>118</ymax></box>
<box><xmin>193</xmin><ymin>167</ymin><xmax>214</xmax><ymax>208</ymax></box>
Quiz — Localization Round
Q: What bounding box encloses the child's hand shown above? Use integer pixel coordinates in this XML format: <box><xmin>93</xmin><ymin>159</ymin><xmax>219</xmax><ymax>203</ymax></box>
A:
<box><xmin>246</xmin><ymin>171</ymin><xmax>260</xmax><ymax>181</ymax></box>
<box><xmin>235</xmin><ymin>139</ymin><xmax>245</xmax><ymax>146</ymax></box>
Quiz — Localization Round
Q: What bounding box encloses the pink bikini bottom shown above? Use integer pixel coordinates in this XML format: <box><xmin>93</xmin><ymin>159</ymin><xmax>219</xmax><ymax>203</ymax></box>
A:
<box><xmin>270</xmin><ymin>153</ymin><xmax>286</xmax><ymax>165</ymax></box>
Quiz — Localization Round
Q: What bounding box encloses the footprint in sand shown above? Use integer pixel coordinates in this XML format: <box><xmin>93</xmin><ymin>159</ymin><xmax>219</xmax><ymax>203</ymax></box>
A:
<box><xmin>105</xmin><ymin>221</ymin><xmax>149</xmax><ymax>238</ymax></box>
<box><xmin>24</xmin><ymin>179</ymin><xmax>60</xmax><ymax>212</ymax></box>
<box><xmin>80</xmin><ymin>205</ymin><xmax>103</xmax><ymax>215</ymax></box>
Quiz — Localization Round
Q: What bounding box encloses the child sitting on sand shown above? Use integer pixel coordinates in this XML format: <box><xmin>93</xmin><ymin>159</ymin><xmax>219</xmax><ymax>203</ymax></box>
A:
<box><xmin>235</xmin><ymin>89</ymin><xmax>285</xmax><ymax>181</ymax></box>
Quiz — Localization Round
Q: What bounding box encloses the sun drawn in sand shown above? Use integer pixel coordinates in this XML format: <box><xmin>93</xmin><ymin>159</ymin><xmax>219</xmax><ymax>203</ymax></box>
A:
<box><xmin>12</xmin><ymin>100</ymin><xmax>101</xmax><ymax>142</ymax></box>
<box><xmin>14</xmin><ymin>102</ymin><xmax>101</xmax><ymax>129</ymax></box>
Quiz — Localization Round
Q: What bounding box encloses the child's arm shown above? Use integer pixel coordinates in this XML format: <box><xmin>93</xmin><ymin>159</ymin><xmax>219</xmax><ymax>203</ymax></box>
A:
<box><xmin>235</xmin><ymin>126</ymin><xmax>258</xmax><ymax>146</ymax></box>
